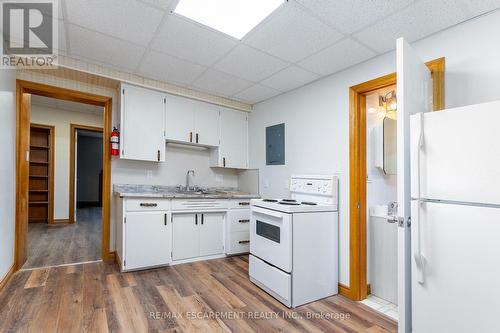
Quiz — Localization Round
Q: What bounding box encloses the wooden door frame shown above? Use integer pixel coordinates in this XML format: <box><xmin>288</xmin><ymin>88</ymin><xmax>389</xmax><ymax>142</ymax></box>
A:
<box><xmin>346</xmin><ymin>57</ymin><xmax>445</xmax><ymax>301</ymax></box>
<box><xmin>29</xmin><ymin>123</ymin><xmax>55</xmax><ymax>224</ymax></box>
<box><xmin>15</xmin><ymin>80</ymin><xmax>113</xmax><ymax>271</ymax></box>
<box><xmin>69</xmin><ymin>124</ymin><xmax>104</xmax><ymax>224</ymax></box>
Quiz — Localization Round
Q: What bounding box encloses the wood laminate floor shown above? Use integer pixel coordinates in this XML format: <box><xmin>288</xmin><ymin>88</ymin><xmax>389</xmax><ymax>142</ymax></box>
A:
<box><xmin>1</xmin><ymin>256</ymin><xmax>397</xmax><ymax>332</ymax></box>
<box><xmin>23</xmin><ymin>207</ymin><xmax>102</xmax><ymax>269</ymax></box>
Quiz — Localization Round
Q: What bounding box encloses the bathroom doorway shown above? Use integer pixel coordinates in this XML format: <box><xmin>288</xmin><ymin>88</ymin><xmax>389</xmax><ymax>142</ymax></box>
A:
<box><xmin>346</xmin><ymin>58</ymin><xmax>445</xmax><ymax>308</ymax></box>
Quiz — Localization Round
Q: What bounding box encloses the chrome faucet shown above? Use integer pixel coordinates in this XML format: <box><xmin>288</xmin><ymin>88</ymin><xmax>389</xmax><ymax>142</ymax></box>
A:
<box><xmin>186</xmin><ymin>170</ymin><xmax>195</xmax><ymax>190</ymax></box>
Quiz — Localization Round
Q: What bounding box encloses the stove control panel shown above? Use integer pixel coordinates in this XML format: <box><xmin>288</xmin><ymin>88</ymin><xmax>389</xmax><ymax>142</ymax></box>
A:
<box><xmin>290</xmin><ymin>175</ymin><xmax>338</xmax><ymax>196</ymax></box>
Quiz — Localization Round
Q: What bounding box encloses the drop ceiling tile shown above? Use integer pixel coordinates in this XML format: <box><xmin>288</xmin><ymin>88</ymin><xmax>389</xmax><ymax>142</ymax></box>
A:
<box><xmin>460</xmin><ymin>0</ymin><xmax>500</xmax><ymax>16</ymax></box>
<box><xmin>296</xmin><ymin>0</ymin><xmax>413</xmax><ymax>34</ymax></box>
<box><xmin>214</xmin><ymin>44</ymin><xmax>289</xmax><ymax>82</ymax></box>
<box><xmin>354</xmin><ymin>0</ymin><xmax>470</xmax><ymax>53</ymax></box>
<box><xmin>65</xmin><ymin>0</ymin><xmax>163</xmax><ymax>46</ymax></box>
<box><xmin>298</xmin><ymin>38</ymin><xmax>376</xmax><ymax>76</ymax></box>
<box><xmin>68</xmin><ymin>25</ymin><xmax>146</xmax><ymax>71</ymax></box>
<box><xmin>137</xmin><ymin>0</ymin><xmax>175</xmax><ymax>10</ymax></box>
<box><xmin>137</xmin><ymin>50</ymin><xmax>207</xmax><ymax>86</ymax></box>
<box><xmin>234</xmin><ymin>84</ymin><xmax>281</xmax><ymax>103</ymax></box>
<box><xmin>261</xmin><ymin>66</ymin><xmax>319</xmax><ymax>92</ymax></box>
<box><xmin>57</xmin><ymin>20</ymin><xmax>67</xmax><ymax>53</ymax></box>
<box><xmin>244</xmin><ymin>1</ymin><xmax>344</xmax><ymax>62</ymax></box>
<box><xmin>192</xmin><ymin>69</ymin><xmax>254</xmax><ymax>97</ymax></box>
<box><xmin>151</xmin><ymin>14</ymin><xmax>237</xmax><ymax>66</ymax></box>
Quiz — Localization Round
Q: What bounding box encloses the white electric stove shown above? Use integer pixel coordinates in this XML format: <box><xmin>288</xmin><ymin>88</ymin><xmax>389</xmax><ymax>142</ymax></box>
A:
<box><xmin>249</xmin><ymin>175</ymin><xmax>339</xmax><ymax>308</ymax></box>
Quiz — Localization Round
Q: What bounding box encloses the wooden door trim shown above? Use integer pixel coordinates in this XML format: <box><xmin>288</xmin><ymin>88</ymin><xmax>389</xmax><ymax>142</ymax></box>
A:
<box><xmin>346</xmin><ymin>57</ymin><xmax>445</xmax><ymax>301</ymax></box>
<box><xmin>69</xmin><ymin>124</ymin><xmax>103</xmax><ymax>224</ymax></box>
<box><xmin>15</xmin><ymin>80</ymin><xmax>113</xmax><ymax>271</ymax></box>
<box><xmin>30</xmin><ymin>123</ymin><xmax>55</xmax><ymax>224</ymax></box>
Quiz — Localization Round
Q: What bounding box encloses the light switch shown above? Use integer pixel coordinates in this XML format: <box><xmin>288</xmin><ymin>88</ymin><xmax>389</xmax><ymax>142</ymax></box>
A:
<box><xmin>146</xmin><ymin>170</ymin><xmax>153</xmax><ymax>179</ymax></box>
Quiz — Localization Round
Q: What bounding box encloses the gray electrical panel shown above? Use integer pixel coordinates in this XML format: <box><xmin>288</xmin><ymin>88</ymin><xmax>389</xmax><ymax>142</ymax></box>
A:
<box><xmin>266</xmin><ymin>123</ymin><xmax>285</xmax><ymax>165</ymax></box>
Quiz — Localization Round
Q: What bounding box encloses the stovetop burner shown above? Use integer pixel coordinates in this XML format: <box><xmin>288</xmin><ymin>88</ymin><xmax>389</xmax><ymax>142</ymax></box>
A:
<box><xmin>279</xmin><ymin>201</ymin><xmax>300</xmax><ymax>206</ymax></box>
<box><xmin>263</xmin><ymin>199</ymin><xmax>278</xmax><ymax>202</ymax></box>
<box><xmin>301</xmin><ymin>201</ymin><xmax>318</xmax><ymax>206</ymax></box>
<box><xmin>281</xmin><ymin>199</ymin><xmax>297</xmax><ymax>202</ymax></box>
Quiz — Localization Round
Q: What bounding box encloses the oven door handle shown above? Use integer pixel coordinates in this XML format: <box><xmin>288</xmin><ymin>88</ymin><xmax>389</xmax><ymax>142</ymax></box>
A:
<box><xmin>252</xmin><ymin>207</ymin><xmax>284</xmax><ymax>219</ymax></box>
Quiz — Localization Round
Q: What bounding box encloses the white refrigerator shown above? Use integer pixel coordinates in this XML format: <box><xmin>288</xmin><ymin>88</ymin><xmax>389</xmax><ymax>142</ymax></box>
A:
<box><xmin>409</xmin><ymin>100</ymin><xmax>500</xmax><ymax>333</ymax></box>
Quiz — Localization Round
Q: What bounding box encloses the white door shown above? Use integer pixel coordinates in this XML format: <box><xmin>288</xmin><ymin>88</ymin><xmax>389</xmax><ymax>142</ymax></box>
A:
<box><xmin>172</xmin><ymin>213</ymin><xmax>199</xmax><ymax>260</ymax></box>
<box><xmin>125</xmin><ymin>212</ymin><xmax>170</xmax><ymax>270</ymax></box>
<box><xmin>194</xmin><ymin>104</ymin><xmax>220</xmax><ymax>146</ymax></box>
<box><xmin>396</xmin><ymin>38</ymin><xmax>432</xmax><ymax>332</ymax></box>
<box><xmin>199</xmin><ymin>212</ymin><xmax>224</xmax><ymax>256</ymax></box>
<box><xmin>220</xmin><ymin>108</ymin><xmax>248</xmax><ymax>169</ymax></box>
<box><xmin>165</xmin><ymin>95</ymin><xmax>195</xmax><ymax>143</ymax></box>
<box><xmin>121</xmin><ymin>84</ymin><xmax>166</xmax><ymax>162</ymax></box>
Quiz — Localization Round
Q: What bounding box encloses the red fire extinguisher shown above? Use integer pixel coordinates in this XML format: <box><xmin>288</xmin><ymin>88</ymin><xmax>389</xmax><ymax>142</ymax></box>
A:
<box><xmin>110</xmin><ymin>127</ymin><xmax>120</xmax><ymax>156</ymax></box>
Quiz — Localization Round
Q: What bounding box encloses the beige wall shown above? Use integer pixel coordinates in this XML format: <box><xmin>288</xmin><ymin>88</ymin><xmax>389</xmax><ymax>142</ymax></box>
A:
<box><xmin>31</xmin><ymin>104</ymin><xmax>103</xmax><ymax>220</ymax></box>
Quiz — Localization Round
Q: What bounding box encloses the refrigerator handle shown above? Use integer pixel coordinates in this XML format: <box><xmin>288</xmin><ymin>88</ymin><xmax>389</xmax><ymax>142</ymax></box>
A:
<box><xmin>414</xmin><ymin>113</ymin><xmax>426</xmax><ymax>284</ymax></box>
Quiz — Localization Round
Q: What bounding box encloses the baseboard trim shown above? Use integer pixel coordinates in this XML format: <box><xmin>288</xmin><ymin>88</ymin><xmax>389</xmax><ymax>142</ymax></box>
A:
<box><xmin>53</xmin><ymin>219</ymin><xmax>70</xmax><ymax>224</ymax></box>
<box><xmin>0</xmin><ymin>264</ymin><xmax>15</xmax><ymax>293</ymax></box>
<box><xmin>115</xmin><ymin>252</ymin><xmax>122</xmax><ymax>271</ymax></box>
<box><xmin>339</xmin><ymin>283</ymin><xmax>351</xmax><ymax>298</ymax></box>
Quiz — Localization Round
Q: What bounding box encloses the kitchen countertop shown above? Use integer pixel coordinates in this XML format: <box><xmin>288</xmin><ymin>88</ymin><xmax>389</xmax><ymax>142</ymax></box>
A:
<box><xmin>113</xmin><ymin>184</ymin><xmax>260</xmax><ymax>199</ymax></box>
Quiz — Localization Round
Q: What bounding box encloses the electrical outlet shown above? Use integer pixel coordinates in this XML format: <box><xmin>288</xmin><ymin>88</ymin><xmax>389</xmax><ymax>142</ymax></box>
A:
<box><xmin>215</xmin><ymin>174</ymin><xmax>223</xmax><ymax>183</ymax></box>
<box><xmin>146</xmin><ymin>170</ymin><xmax>153</xmax><ymax>179</ymax></box>
<box><xmin>264</xmin><ymin>179</ymin><xmax>270</xmax><ymax>188</ymax></box>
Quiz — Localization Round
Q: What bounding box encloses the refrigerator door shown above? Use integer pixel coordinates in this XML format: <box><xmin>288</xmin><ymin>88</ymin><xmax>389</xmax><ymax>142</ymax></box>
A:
<box><xmin>411</xmin><ymin>200</ymin><xmax>500</xmax><ymax>333</ymax></box>
<box><xmin>397</xmin><ymin>37</ymin><xmax>433</xmax><ymax>332</ymax></box>
<box><xmin>410</xmin><ymin>100</ymin><xmax>500</xmax><ymax>205</ymax></box>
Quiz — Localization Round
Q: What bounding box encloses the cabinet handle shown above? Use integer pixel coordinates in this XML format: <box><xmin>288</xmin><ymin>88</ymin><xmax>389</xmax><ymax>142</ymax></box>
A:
<box><xmin>223</xmin><ymin>157</ymin><xmax>226</xmax><ymax>167</ymax></box>
<box><xmin>238</xmin><ymin>219</ymin><xmax>250</xmax><ymax>223</ymax></box>
<box><xmin>164</xmin><ymin>214</ymin><xmax>167</xmax><ymax>226</ymax></box>
<box><xmin>195</xmin><ymin>214</ymin><xmax>198</xmax><ymax>225</ymax></box>
<box><xmin>201</xmin><ymin>213</ymin><xmax>204</xmax><ymax>225</ymax></box>
<box><xmin>157</xmin><ymin>150</ymin><xmax>160</xmax><ymax>161</ymax></box>
<box><xmin>238</xmin><ymin>202</ymin><xmax>250</xmax><ymax>206</ymax></box>
<box><xmin>196</xmin><ymin>133</ymin><xmax>199</xmax><ymax>144</ymax></box>
<box><xmin>189</xmin><ymin>132</ymin><xmax>193</xmax><ymax>143</ymax></box>
<box><xmin>140</xmin><ymin>203</ymin><xmax>157</xmax><ymax>207</ymax></box>
<box><xmin>239</xmin><ymin>240</ymin><xmax>250</xmax><ymax>244</ymax></box>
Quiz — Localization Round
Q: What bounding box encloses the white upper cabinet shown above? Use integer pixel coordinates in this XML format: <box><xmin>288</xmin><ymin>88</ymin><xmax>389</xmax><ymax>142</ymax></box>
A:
<box><xmin>165</xmin><ymin>95</ymin><xmax>195</xmax><ymax>144</ymax></box>
<box><xmin>194</xmin><ymin>104</ymin><xmax>220</xmax><ymax>146</ymax></box>
<box><xmin>211</xmin><ymin>108</ymin><xmax>249</xmax><ymax>169</ymax></box>
<box><xmin>165</xmin><ymin>95</ymin><xmax>219</xmax><ymax>147</ymax></box>
<box><xmin>120</xmin><ymin>83</ymin><xmax>166</xmax><ymax>162</ymax></box>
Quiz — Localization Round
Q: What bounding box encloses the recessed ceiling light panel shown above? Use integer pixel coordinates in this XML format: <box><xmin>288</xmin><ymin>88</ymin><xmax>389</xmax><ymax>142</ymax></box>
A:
<box><xmin>174</xmin><ymin>0</ymin><xmax>285</xmax><ymax>39</ymax></box>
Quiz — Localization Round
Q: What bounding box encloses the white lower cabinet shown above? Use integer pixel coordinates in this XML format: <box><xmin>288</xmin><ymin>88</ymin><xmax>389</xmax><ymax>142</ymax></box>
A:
<box><xmin>226</xmin><ymin>200</ymin><xmax>251</xmax><ymax>255</ymax></box>
<box><xmin>124</xmin><ymin>211</ymin><xmax>171</xmax><ymax>270</ymax></box>
<box><xmin>172</xmin><ymin>213</ymin><xmax>199</xmax><ymax>261</ymax></box>
<box><xmin>199</xmin><ymin>212</ymin><xmax>224</xmax><ymax>257</ymax></box>
<box><xmin>172</xmin><ymin>212</ymin><xmax>224</xmax><ymax>261</ymax></box>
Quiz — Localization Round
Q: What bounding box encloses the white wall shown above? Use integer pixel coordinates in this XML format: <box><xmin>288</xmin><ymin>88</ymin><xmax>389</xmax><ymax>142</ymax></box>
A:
<box><xmin>0</xmin><ymin>69</ymin><xmax>16</xmax><ymax>281</ymax></box>
<box><xmin>31</xmin><ymin>105</ymin><xmax>103</xmax><ymax>220</ymax></box>
<box><xmin>249</xmin><ymin>10</ymin><xmax>500</xmax><ymax>286</ymax></box>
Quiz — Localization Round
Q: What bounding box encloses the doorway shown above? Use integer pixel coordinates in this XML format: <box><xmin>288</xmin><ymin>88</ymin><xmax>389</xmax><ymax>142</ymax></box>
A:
<box><xmin>346</xmin><ymin>57</ymin><xmax>445</xmax><ymax>305</ymax></box>
<box><xmin>15</xmin><ymin>80</ymin><xmax>112</xmax><ymax>271</ymax></box>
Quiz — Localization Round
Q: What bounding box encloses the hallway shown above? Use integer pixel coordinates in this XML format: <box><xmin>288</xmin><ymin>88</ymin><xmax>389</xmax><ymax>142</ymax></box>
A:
<box><xmin>23</xmin><ymin>208</ymin><xmax>102</xmax><ymax>269</ymax></box>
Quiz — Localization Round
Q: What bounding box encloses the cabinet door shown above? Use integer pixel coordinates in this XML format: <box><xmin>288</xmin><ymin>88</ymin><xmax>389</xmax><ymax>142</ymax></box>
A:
<box><xmin>121</xmin><ymin>84</ymin><xmax>166</xmax><ymax>162</ymax></box>
<box><xmin>199</xmin><ymin>212</ymin><xmax>224</xmax><ymax>257</ymax></box>
<box><xmin>220</xmin><ymin>108</ymin><xmax>248</xmax><ymax>169</ymax></box>
<box><xmin>124</xmin><ymin>212</ymin><xmax>170</xmax><ymax>270</ymax></box>
<box><xmin>165</xmin><ymin>95</ymin><xmax>195</xmax><ymax>143</ymax></box>
<box><xmin>194</xmin><ymin>104</ymin><xmax>220</xmax><ymax>147</ymax></box>
<box><xmin>172</xmin><ymin>213</ymin><xmax>199</xmax><ymax>260</ymax></box>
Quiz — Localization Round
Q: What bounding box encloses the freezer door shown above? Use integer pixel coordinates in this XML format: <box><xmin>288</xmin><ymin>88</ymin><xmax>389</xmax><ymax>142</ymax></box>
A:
<box><xmin>411</xmin><ymin>201</ymin><xmax>500</xmax><ymax>333</ymax></box>
<box><xmin>410</xmin><ymin>100</ymin><xmax>500</xmax><ymax>205</ymax></box>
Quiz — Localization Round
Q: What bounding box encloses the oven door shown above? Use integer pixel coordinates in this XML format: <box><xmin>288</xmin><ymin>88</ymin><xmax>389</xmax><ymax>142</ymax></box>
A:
<box><xmin>250</xmin><ymin>206</ymin><xmax>292</xmax><ymax>272</ymax></box>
